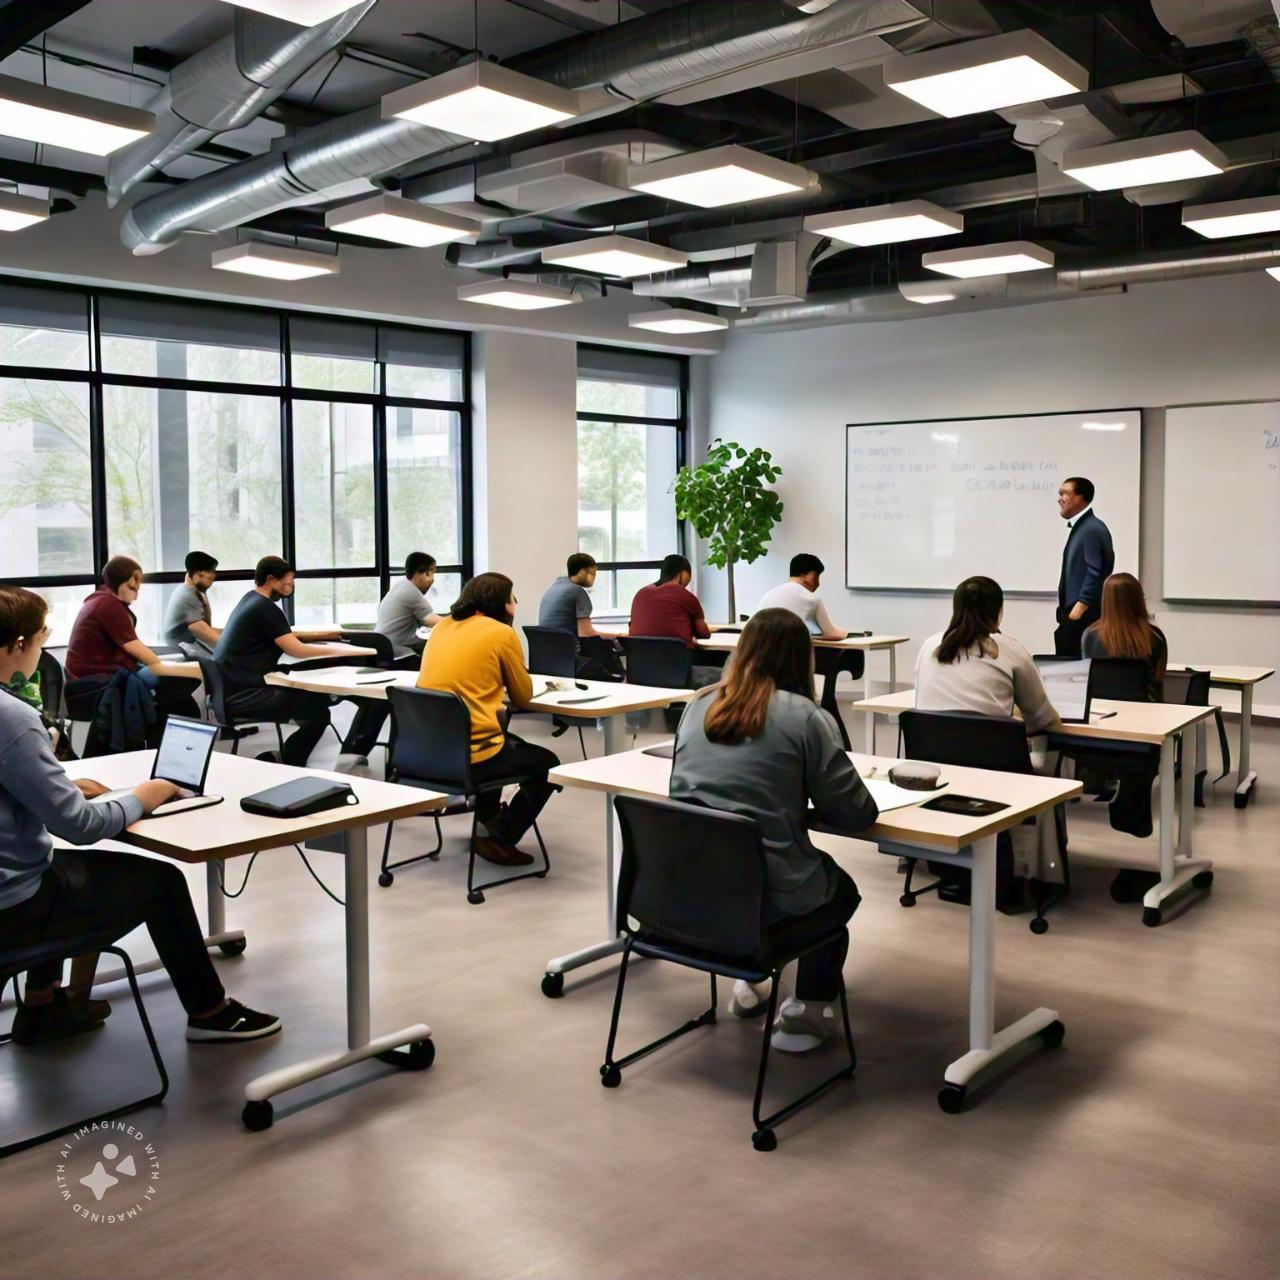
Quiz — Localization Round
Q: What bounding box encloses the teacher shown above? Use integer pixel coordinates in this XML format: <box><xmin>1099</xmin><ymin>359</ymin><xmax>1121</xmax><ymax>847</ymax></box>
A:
<box><xmin>1055</xmin><ymin>475</ymin><xmax>1114</xmax><ymax>656</ymax></box>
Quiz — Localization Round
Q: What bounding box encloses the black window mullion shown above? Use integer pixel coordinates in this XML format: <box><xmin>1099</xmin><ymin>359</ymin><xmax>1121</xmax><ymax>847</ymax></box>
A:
<box><xmin>373</xmin><ymin>399</ymin><xmax>390</xmax><ymax>599</ymax></box>
<box><xmin>87</xmin><ymin>293</ymin><xmax>108</xmax><ymax>576</ymax></box>
<box><xmin>460</xmin><ymin>330</ymin><xmax>474</xmax><ymax>583</ymax></box>
<box><xmin>280</xmin><ymin>313</ymin><xmax>296</xmax><ymax>624</ymax></box>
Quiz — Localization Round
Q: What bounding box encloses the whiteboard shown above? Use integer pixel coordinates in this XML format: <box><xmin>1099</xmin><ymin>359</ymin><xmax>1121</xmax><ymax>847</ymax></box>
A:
<box><xmin>845</xmin><ymin>411</ymin><xmax>1141</xmax><ymax>592</ymax></box>
<box><xmin>1162</xmin><ymin>401</ymin><xmax>1280</xmax><ymax>604</ymax></box>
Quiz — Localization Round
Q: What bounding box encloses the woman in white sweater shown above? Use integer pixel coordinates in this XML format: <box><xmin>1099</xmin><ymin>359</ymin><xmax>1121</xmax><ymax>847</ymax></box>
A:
<box><xmin>914</xmin><ymin>576</ymin><xmax>1064</xmax><ymax>882</ymax></box>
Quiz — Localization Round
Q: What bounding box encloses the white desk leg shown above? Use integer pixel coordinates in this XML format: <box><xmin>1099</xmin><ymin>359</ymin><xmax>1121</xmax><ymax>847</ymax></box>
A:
<box><xmin>939</xmin><ymin>834</ymin><xmax>1059</xmax><ymax>1111</ymax></box>
<box><xmin>1235</xmin><ymin>684</ymin><xmax>1257</xmax><ymax>808</ymax></box>
<box><xmin>888</xmin><ymin>646</ymin><xmax>898</xmax><ymax>696</ymax></box>
<box><xmin>1143</xmin><ymin>727</ymin><xmax>1213</xmax><ymax>925</ymax></box>
<box><xmin>543</xmin><ymin>715</ymin><xmax>629</xmax><ymax>995</ymax></box>
<box><xmin>241</xmin><ymin>825</ymin><xmax>432</xmax><ymax>1130</ymax></box>
<box><xmin>864</xmin><ymin>708</ymin><xmax>877</xmax><ymax>754</ymax></box>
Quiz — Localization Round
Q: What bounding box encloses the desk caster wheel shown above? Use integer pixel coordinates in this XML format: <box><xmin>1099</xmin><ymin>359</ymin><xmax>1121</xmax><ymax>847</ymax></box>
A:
<box><xmin>467</xmin><ymin>890</ymin><xmax>485</xmax><ymax>905</ymax></box>
<box><xmin>218</xmin><ymin>938</ymin><xmax>247</xmax><ymax>958</ymax></box>
<box><xmin>1039</xmin><ymin>1019</ymin><xmax>1065</xmax><ymax>1049</ymax></box>
<box><xmin>377</xmin><ymin>871</ymin><xmax>394</xmax><ymax>888</ymax></box>
<box><xmin>1193</xmin><ymin>871</ymin><xmax>1214</xmax><ymax>891</ymax></box>
<box><xmin>242</xmin><ymin>1100</ymin><xmax>273</xmax><ymax>1131</ymax></box>
<box><xmin>1029</xmin><ymin>917</ymin><xmax>1049</xmax><ymax>935</ymax></box>
<box><xmin>600</xmin><ymin>1066</ymin><xmax>621</xmax><ymax>1089</ymax></box>
<box><xmin>541</xmin><ymin>972</ymin><xmax>565</xmax><ymax>999</ymax></box>
<box><xmin>937</xmin><ymin>1084</ymin><xmax>967</xmax><ymax>1114</ymax></box>
<box><xmin>1234</xmin><ymin>791</ymin><xmax>1249</xmax><ymax>810</ymax></box>
<box><xmin>899</xmin><ymin>894</ymin><xmax>916</xmax><ymax>908</ymax></box>
<box><xmin>406</xmin><ymin>1038</ymin><xmax>435</xmax><ymax>1070</ymax></box>
<box><xmin>1142</xmin><ymin>906</ymin><xmax>1161</xmax><ymax>928</ymax></box>
<box><xmin>751</xmin><ymin>1128</ymin><xmax>777</xmax><ymax>1152</ymax></box>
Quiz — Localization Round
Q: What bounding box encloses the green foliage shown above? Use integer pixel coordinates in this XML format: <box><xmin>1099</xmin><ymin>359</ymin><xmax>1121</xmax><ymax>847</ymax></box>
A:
<box><xmin>674</xmin><ymin>439</ymin><xmax>783</xmax><ymax>571</ymax></box>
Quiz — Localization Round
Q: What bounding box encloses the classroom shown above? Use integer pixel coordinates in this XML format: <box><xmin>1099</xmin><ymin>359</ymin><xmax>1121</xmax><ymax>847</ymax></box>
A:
<box><xmin>1</xmin><ymin>2</ymin><xmax>1278</xmax><ymax>1278</ymax></box>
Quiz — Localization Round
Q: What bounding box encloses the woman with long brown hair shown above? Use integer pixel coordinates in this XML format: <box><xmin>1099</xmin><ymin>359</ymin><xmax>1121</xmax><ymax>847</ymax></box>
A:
<box><xmin>669</xmin><ymin>608</ymin><xmax>877</xmax><ymax>1053</ymax></box>
<box><xmin>1083</xmin><ymin>572</ymin><xmax>1167</xmax><ymax>701</ymax></box>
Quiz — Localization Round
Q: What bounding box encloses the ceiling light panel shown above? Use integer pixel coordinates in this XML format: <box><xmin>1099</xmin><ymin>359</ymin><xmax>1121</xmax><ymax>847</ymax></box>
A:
<box><xmin>382</xmin><ymin>61</ymin><xmax>579</xmax><ymax>143</ymax></box>
<box><xmin>628</xmin><ymin>309</ymin><xmax>728</xmax><ymax>333</ymax></box>
<box><xmin>325</xmin><ymin>193</ymin><xmax>480</xmax><ymax>246</ymax></box>
<box><xmin>541</xmin><ymin>235</ymin><xmax>687</xmax><ymax>277</ymax></box>
<box><xmin>220</xmin><ymin>0</ymin><xmax>365</xmax><ymax>22</ymax></box>
<box><xmin>1062</xmin><ymin>130</ymin><xmax>1226</xmax><ymax>191</ymax></box>
<box><xmin>0</xmin><ymin>74</ymin><xmax>154</xmax><ymax>157</ymax></box>
<box><xmin>882</xmin><ymin>30</ymin><xmax>1088</xmax><ymax>118</ymax></box>
<box><xmin>1181</xmin><ymin>193</ymin><xmax>1280</xmax><ymax>239</ymax></box>
<box><xmin>456</xmin><ymin>279</ymin><xmax>578</xmax><ymax>310</ymax></box>
<box><xmin>922</xmin><ymin>240</ymin><xmax>1054</xmax><ymax>278</ymax></box>
<box><xmin>0</xmin><ymin>190</ymin><xmax>50</xmax><ymax>232</ymax></box>
<box><xmin>806</xmin><ymin>200</ymin><xmax>963</xmax><ymax>246</ymax></box>
<box><xmin>211</xmin><ymin>243</ymin><xmax>339</xmax><ymax>281</ymax></box>
<box><xmin>627</xmin><ymin>145</ymin><xmax>816</xmax><ymax>209</ymax></box>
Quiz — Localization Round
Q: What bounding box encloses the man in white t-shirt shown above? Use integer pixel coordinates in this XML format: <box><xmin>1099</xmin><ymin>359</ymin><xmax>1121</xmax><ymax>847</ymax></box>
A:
<box><xmin>757</xmin><ymin>554</ymin><xmax>846</xmax><ymax>640</ymax></box>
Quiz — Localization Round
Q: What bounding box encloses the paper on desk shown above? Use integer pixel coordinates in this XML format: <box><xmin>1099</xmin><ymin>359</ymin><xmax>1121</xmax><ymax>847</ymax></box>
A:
<box><xmin>863</xmin><ymin>777</ymin><xmax>949</xmax><ymax>813</ymax></box>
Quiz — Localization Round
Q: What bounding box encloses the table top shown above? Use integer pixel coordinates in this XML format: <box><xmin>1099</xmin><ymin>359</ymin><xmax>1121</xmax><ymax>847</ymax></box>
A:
<box><xmin>697</xmin><ymin>632</ymin><xmax>911</xmax><ymax>653</ymax></box>
<box><xmin>1167</xmin><ymin>663</ymin><xmax>1275</xmax><ymax>687</ymax></box>
<box><xmin>150</xmin><ymin>640</ymin><xmax>377</xmax><ymax>683</ymax></box>
<box><xmin>549</xmin><ymin>748</ymin><xmax>1081</xmax><ymax>852</ymax></box>
<box><xmin>66</xmin><ymin>751</ymin><xmax>445</xmax><ymax>863</ymax></box>
<box><xmin>849</xmin><ymin>688</ymin><xmax>1215</xmax><ymax>744</ymax></box>
<box><xmin>265</xmin><ymin>668</ymin><xmax>695</xmax><ymax>719</ymax></box>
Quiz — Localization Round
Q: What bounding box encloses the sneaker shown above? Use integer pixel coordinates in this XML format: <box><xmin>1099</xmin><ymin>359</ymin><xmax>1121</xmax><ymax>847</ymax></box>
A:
<box><xmin>11</xmin><ymin>989</ymin><xmax>106</xmax><ymax>1046</ymax></box>
<box><xmin>729</xmin><ymin>979</ymin><xmax>772</xmax><ymax>1019</ymax></box>
<box><xmin>473</xmin><ymin>836</ymin><xmax>534</xmax><ymax>867</ymax></box>
<box><xmin>254</xmin><ymin>750</ymin><xmax>281</xmax><ymax>764</ymax></box>
<box><xmin>186</xmin><ymin>1000</ymin><xmax>282</xmax><ymax>1043</ymax></box>
<box><xmin>67</xmin><ymin>992</ymin><xmax>112</xmax><ymax>1022</ymax></box>
<box><xmin>770</xmin><ymin>996</ymin><xmax>837</xmax><ymax>1054</ymax></box>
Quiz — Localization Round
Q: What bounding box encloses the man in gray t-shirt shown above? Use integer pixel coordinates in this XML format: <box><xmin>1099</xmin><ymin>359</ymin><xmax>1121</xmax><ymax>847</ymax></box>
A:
<box><xmin>536</xmin><ymin>553</ymin><xmax>623</xmax><ymax>680</ymax></box>
<box><xmin>375</xmin><ymin>552</ymin><xmax>440</xmax><ymax>653</ymax></box>
<box><xmin>163</xmin><ymin>551</ymin><xmax>221</xmax><ymax>653</ymax></box>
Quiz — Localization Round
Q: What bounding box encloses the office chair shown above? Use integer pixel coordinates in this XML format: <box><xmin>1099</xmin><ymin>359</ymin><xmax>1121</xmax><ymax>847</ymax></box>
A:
<box><xmin>899</xmin><ymin>709</ymin><xmax>1068</xmax><ymax>934</ymax></box>
<box><xmin>813</xmin><ymin>648</ymin><xmax>865</xmax><ymax>751</ymax></box>
<box><xmin>620</xmin><ymin>636</ymin><xmax>692</xmax><ymax>689</ymax></box>
<box><xmin>1163</xmin><ymin>667</ymin><xmax>1228</xmax><ymax>807</ymax></box>
<box><xmin>521</xmin><ymin>625</ymin><xmax>588</xmax><ymax>757</ymax></box>
<box><xmin>1</xmin><ymin>932</ymin><xmax>168</xmax><ymax>1159</ymax></box>
<box><xmin>379</xmin><ymin>686</ymin><xmax>552</xmax><ymax>903</ymax></box>
<box><xmin>195</xmin><ymin>657</ymin><xmax>286</xmax><ymax>758</ymax></box>
<box><xmin>602</xmin><ymin>795</ymin><xmax>857</xmax><ymax>1152</ymax></box>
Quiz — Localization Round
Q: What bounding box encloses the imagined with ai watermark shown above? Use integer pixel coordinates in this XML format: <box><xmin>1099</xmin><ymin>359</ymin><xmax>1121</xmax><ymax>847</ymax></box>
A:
<box><xmin>55</xmin><ymin>1120</ymin><xmax>159</xmax><ymax>1225</ymax></box>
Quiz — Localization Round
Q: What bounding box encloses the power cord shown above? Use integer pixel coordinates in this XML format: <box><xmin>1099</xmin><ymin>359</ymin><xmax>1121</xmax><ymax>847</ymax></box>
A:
<box><xmin>216</xmin><ymin>853</ymin><xmax>259</xmax><ymax>898</ymax></box>
<box><xmin>294</xmin><ymin>845</ymin><xmax>345</xmax><ymax>906</ymax></box>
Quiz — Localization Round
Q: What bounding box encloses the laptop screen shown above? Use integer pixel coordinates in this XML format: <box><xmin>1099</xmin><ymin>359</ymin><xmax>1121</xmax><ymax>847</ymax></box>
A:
<box><xmin>152</xmin><ymin>717</ymin><xmax>218</xmax><ymax>792</ymax></box>
<box><xmin>1034</xmin><ymin>657</ymin><xmax>1092</xmax><ymax>723</ymax></box>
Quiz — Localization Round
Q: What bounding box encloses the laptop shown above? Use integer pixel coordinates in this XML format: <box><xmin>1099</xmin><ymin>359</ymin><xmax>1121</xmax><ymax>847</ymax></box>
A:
<box><xmin>1033</xmin><ymin>656</ymin><xmax>1093</xmax><ymax>724</ymax></box>
<box><xmin>92</xmin><ymin>716</ymin><xmax>223</xmax><ymax>817</ymax></box>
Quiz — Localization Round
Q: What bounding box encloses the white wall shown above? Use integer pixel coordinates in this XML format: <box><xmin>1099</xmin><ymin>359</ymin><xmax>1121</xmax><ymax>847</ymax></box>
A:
<box><xmin>698</xmin><ymin>273</ymin><xmax>1280</xmax><ymax>696</ymax></box>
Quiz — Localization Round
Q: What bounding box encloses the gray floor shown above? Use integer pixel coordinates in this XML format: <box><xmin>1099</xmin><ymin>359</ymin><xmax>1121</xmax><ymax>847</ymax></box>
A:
<box><xmin>3</xmin><ymin>707</ymin><xmax>1278</xmax><ymax>1280</ymax></box>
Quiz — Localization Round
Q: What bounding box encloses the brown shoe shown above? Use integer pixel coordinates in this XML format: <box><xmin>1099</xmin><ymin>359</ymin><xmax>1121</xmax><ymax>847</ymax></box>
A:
<box><xmin>473</xmin><ymin>836</ymin><xmax>534</xmax><ymax>867</ymax></box>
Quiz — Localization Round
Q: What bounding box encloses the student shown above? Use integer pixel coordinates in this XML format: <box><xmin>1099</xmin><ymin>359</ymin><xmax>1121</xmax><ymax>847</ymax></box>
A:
<box><xmin>212</xmin><ymin>556</ymin><xmax>345</xmax><ymax>767</ymax></box>
<box><xmin>628</xmin><ymin>553</ymin><xmax>722</xmax><ymax>687</ymax></box>
<box><xmin>0</xmin><ymin>584</ymin><xmax>279</xmax><ymax>1045</ymax></box>
<box><xmin>65</xmin><ymin>555</ymin><xmax>200</xmax><ymax>743</ymax></box>
<box><xmin>1055</xmin><ymin>476</ymin><xmax>1115</xmax><ymax>657</ymax></box>
<box><xmin>757</xmin><ymin>554</ymin><xmax>846</xmax><ymax>641</ymax></box>
<box><xmin>670</xmin><ymin>608</ymin><xmax>878</xmax><ymax>1053</ymax></box>
<box><xmin>537</xmin><ymin>552</ymin><xmax>623</xmax><ymax>680</ymax></box>
<box><xmin>418</xmin><ymin>572</ymin><xmax>559</xmax><ymax>867</ymax></box>
<box><xmin>162</xmin><ymin>550</ymin><xmax>222</xmax><ymax>654</ymax></box>
<box><xmin>1083</xmin><ymin>572</ymin><xmax>1167</xmax><ymax>702</ymax></box>
<box><xmin>914</xmin><ymin>575</ymin><xmax>1063</xmax><ymax>881</ymax></box>
<box><xmin>377</xmin><ymin>551</ymin><xmax>442</xmax><ymax>656</ymax></box>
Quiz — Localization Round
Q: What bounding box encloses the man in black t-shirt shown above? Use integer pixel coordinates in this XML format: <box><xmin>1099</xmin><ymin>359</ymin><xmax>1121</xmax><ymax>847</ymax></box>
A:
<box><xmin>212</xmin><ymin>557</ymin><xmax>347</xmax><ymax>766</ymax></box>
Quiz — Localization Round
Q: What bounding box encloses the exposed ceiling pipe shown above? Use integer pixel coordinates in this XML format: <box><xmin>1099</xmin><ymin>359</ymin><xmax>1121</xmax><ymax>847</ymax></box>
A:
<box><xmin>1057</xmin><ymin>238</ymin><xmax>1280</xmax><ymax>288</ymax></box>
<box><xmin>107</xmin><ymin>2</ymin><xmax>375</xmax><ymax>207</ymax></box>
<box><xmin>1242</xmin><ymin>14</ymin><xmax>1280</xmax><ymax>83</ymax></box>
<box><xmin>633</xmin><ymin>259</ymin><xmax>753</xmax><ymax>298</ymax></box>
<box><xmin>121</xmin><ymin>0</ymin><xmax>940</xmax><ymax>254</ymax></box>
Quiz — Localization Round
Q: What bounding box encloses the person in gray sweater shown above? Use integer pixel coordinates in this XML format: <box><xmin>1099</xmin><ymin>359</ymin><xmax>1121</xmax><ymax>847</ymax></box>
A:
<box><xmin>0</xmin><ymin>585</ymin><xmax>280</xmax><ymax>1046</ymax></box>
<box><xmin>671</xmin><ymin>608</ymin><xmax>878</xmax><ymax>1053</ymax></box>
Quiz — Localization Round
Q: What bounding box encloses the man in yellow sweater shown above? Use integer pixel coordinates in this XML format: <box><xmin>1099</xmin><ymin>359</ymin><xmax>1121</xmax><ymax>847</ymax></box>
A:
<box><xmin>418</xmin><ymin>572</ymin><xmax>559</xmax><ymax>866</ymax></box>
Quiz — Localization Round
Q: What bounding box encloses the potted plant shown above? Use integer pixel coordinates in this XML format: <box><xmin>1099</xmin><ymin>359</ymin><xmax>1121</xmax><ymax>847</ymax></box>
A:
<box><xmin>673</xmin><ymin>439</ymin><xmax>783</xmax><ymax>622</ymax></box>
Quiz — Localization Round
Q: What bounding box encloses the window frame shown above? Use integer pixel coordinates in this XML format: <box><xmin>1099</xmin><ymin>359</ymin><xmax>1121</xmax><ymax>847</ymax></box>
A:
<box><xmin>0</xmin><ymin>276</ymin><xmax>472</xmax><ymax>623</ymax></box>
<box><xmin>575</xmin><ymin>342</ymin><xmax>689</xmax><ymax>615</ymax></box>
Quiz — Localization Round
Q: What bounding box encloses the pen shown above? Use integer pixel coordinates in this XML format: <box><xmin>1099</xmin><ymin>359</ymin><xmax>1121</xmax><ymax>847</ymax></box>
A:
<box><xmin>1092</xmin><ymin>711</ymin><xmax>1117</xmax><ymax>720</ymax></box>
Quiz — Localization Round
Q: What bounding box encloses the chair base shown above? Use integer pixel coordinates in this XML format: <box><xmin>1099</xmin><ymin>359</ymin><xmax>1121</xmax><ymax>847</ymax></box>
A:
<box><xmin>1</xmin><ymin>946</ymin><xmax>169</xmax><ymax>1160</ymax></box>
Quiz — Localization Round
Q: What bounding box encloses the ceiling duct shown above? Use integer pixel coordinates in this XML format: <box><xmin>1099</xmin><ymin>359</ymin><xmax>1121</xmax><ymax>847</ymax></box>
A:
<box><xmin>121</xmin><ymin>0</ymin><xmax>946</xmax><ymax>255</ymax></box>
<box><xmin>1242</xmin><ymin>14</ymin><xmax>1280</xmax><ymax>83</ymax></box>
<box><xmin>107</xmin><ymin>2</ymin><xmax>375</xmax><ymax>207</ymax></box>
<box><xmin>1057</xmin><ymin>238</ymin><xmax>1280</xmax><ymax>289</ymax></box>
<box><xmin>632</xmin><ymin>258</ymin><xmax>755</xmax><ymax>302</ymax></box>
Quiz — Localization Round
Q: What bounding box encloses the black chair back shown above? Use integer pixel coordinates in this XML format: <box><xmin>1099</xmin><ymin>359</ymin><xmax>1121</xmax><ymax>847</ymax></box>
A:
<box><xmin>195</xmin><ymin>656</ymin><xmax>230</xmax><ymax>725</ymax></box>
<box><xmin>622</xmin><ymin>636</ymin><xmax>692</xmax><ymax>689</ymax></box>
<box><xmin>386</xmin><ymin>686</ymin><xmax>473</xmax><ymax>792</ymax></box>
<box><xmin>899</xmin><ymin>709</ymin><xmax>1032</xmax><ymax>774</ymax></box>
<box><xmin>346</xmin><ymin>630</ymin><xmax>394</xmax><ymax>668</ymax></box>
<box><xmin>615</xmin><ymin>795</ymin><xmax>768</xmax><ymax>960</ymax></box>
<box><xmin>523</xmin><ymin>625</ymin><xmax>576</xmax><ymax>678</ymax></box>
<box><xmin>1088</xmin><ymin>657</ymin><xmax>1150</xmax><ymax>703</ymax></box>
<box><xmin>36</xmin><ymin>650</ymin><xmax>66</xmax><ymax>720</ymax></box>
<box><xmin>1163</xmin><ymin>667</ymin><xmax>1210</xmax><ymax>707</ymax></box>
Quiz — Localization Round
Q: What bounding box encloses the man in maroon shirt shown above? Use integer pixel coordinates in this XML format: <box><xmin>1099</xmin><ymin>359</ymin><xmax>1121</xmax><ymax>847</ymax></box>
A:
<box><xmin>628</xmin><ymin>555</ymin><xmax>724</xmax><ymax>690</ymax></box>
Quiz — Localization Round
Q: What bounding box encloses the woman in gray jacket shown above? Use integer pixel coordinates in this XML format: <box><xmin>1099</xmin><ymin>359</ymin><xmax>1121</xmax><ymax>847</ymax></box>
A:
<box><xmin>671</xmin><ymin>608</ymin><xmax>878</xmax><ymax>1053</ymax></box>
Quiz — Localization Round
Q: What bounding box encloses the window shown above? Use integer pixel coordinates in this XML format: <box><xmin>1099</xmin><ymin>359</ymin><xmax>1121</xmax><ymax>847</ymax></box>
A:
<box><xmin>1</xmin><ymin>280</ymin><xmax>471</xmax><ymax>630</ymax></box>
<box><xmin>576</xmin><ymin>346</ymin><xmax>686</xmax><ymax>614</ymax></box>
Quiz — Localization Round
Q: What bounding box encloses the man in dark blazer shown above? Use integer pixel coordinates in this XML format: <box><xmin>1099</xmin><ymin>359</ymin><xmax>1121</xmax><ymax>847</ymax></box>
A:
<box><xmin>1055</xmin><ymin>475</ymin><xmax>1114</xmax><ymax>656</ymax></box>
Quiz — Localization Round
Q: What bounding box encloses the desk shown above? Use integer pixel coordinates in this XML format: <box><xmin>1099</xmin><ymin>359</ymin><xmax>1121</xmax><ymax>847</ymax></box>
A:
<box><xmin>1168</xmin><ymin>663</ymin><xmax>1273</xmax><ymax>808</ymax></box>
<box><xmin>66</xmin><ymin>751</ymin><xmax>445</xmax><ymax>1131</ymax></box>
<box><xmin>851</xmin><ymin>690</ymin><xmax>1216</xmax><ymax>926</ymax></box>
<box><xmin>548</xmin><ymin>746</ymin><xmax>1081</xmax><ymax>1111</ymax></box>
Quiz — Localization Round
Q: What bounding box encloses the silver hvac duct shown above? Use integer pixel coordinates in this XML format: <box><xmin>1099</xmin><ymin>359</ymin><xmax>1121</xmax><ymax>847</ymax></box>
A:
<box><xmin>121</xmin><ymin>0</ymin><xmax>943</xmax><ymax>254</ymax></box>
<box><xmin>633</xmin><ymin>259</ymin><xmax>754</xmax><ymax>298</ymax></box>
<box><xmin>107</xmin><ymin>2</ymin><xmax>375</xmax><ymax>207</ymax></box>
<box><xmin>1057</xmin><ymin>239</ymin><xmax>1280</xmax><ymax>289</ymax></box>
